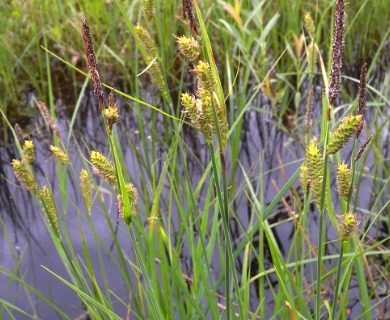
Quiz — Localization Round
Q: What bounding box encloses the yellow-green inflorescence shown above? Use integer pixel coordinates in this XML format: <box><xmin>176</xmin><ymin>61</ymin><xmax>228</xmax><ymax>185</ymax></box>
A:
<box><xmin>90</xmin><ymin>151</ymin><xmax>117</xmax><ymax>185</ymax></box>
<box><xmin>40</xmin><ymin>186</ymin><xmax>59</xmax><ymax>232</ymax></box>
<box><xmin>338</xmin><ymin>212</ymin><xmax>360</xmax><ymax>242</ymax></box>
<box><xmin>176</xmin><ymin>35</ymin><xmax>200</xmax><ymax>62</ymax></box>
<box><xmin>134</xmin><ymin>24</ymin><xmax>169</xmax><ymax>102</ymax></box>
<box><xmin>22</xmin><ymin>139</ymin><xmax>35</xmax><ymax>164</ymax></box>
<box><xmin>80</xmin><ymin>169</ymin><xmax>92</xmax><ymax>215</ymax></box>
<box><xmin>337</xmin><ymin>162</ymin><xmax>352</xmax><ymax>199</ymax></box>
<box><xmin>305</xmin><ymin>137</ymin><xmax>325</xmax><ymax>207</ymax></box>
<box><xmin>327</xmin><ymin>115</ymin><xmax>362</xmax><ymax>155</ymax></box>
<box><xmin>11</xmin><ymin>159</ymin><xmax>39</xmax><ymax>194</ymax></box>
<box><xmin>49</xmin><ymin>145</ymin><xmax>70</xmax><ymax>164</ymax></box>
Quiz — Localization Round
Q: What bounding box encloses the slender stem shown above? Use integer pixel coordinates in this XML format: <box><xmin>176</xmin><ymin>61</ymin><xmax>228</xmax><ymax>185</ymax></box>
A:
<box><xmin>315</xmin><ymin>123</ymin><xmax>330</xmax><ymax>319</ymax></box>
<box><xmin>208</xmin><ymin>143</ymin><xmax>231</xmax><ymax>319</ymax></box>
<box><xmin>331</xmin><ymin>242</ymin><xmax>345</xmax><ymax>319</ymax></box>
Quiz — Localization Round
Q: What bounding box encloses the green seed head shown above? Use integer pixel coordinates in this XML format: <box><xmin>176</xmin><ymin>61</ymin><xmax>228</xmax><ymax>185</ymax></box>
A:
<box><xmin>338</xmin><ymin>212</ymin><xmax>359</xmax><ymax>242</ymax></box>
<box><xmin>80</xmin><ymin>169</ymin><xmax>92</xmax><ymax>215</ymax></box>
<box><xmin>49</xmin><ymin>145</ymin><xmax>70</xmax><ymax>164</ymax></box>
<box><xmin>305</xmin><ymin>137</ymin><xmax>325</xmax><ymax>207</ymax></box>
<box><xmin>337</xmin><ymin>162</ymin><xmax>351</xmax><ymax>199</ymax></box>
<box><xmin>327</xmin><ymin>115</ymin><xmax>362</xmax><ymax>155</ymax></box>
<box><xmin>176</xmin><ymin>35</ymin><xmax>200</xmax><ymax>61</ymax></box>
<box><xmin>11</xmin><ymin>159</ymin><xmax>39</xmax><ymax>194</ymax></box>
<box><xmin>90</xmin><ymin>151</ymin><xmax>117</xmax><ymax>185</ymax></box>
<box><xmin>41</xmin><ymin>186</ymin><xmax>59</xmax><ymax>232</ymax></box>
<box><xmin>22</xmin><ymin>139</ymin><xmax>35</xmax><ymax>164</ymax></box>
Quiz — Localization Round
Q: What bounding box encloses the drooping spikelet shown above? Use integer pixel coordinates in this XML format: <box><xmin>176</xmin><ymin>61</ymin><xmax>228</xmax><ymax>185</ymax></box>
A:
<box><xmin>355</xmin><ymin>133</ymin><xmax>373</xmax><ymax>162</ymax></box>
<box><xmin>105</xmin><ymin>90</ymin><xmax>119</xmax><ymax>133</ymax></box>
<box><xmin>328</xmin><ymin>0</ymin><xmax>345</xmax><ymax>106</ymax></box>
<box><xmin>134</xmin><ymin>24</ymin><xmax>169</xmax><ymax>102</ymax></box>
<box><xmin>40</xmin><ymin>186</ymin><xmax>59</xmax><ymax>232</ymax></box>
<box><xmin>356</xmin><ymin>63</ymin><xmax>367</xmax><ymax>138</ymax></box>
<box><xmin>142</xmin><ymin>0</ymin><xmax>155</xmax><ymax>22</ymax></box>
<box><xmin>11</xmin><ymin>159</ymin><xmax>39</xmax><ymax>194</ymax></box>
<box><xmin>305</xmin><ymin>137</ymin><xmax>324</xmax><ymax>206</ymax></box>
<box><xmin>337</xmin><ymin>162</ymin><xmax>351</xmax><ymax>199</ymax></box>
<box><xmin>49</xmin><ymin>145</ymin><xmax>70</xmax><ymax>164</ymax></box>
<box><xmin>90</xmin><ymin>151</ymin><xmax>117</xmax><ymax>185</ymax></box>
<box><xmin>36</xmin><ymin>101</ymin><xmax>61</xmax><ymax>138</ymax></box>
<box><xmin>175</xmin><ymin>35</ymin><xmax>200</xmax><ymax>61</ymax></box>
<box><xmin>82</xmin><ymin>19</ymin><xmax>106</xmax><ymax>109</ymax></box>
<box><xmin>327</xmin><ymin>115</ymin><xmax>362</xmax><ymax>155</ymax></box>
<box><xmin>338</xmin><ymin>212</ymin><xmax>360</xmax><ymax>242</ymax></box>
<box><xmin>80</xmin><ymin>169</ymin><xmax>92</xmax><ymax>215</ymax></box>
<box><xmin>22</xmin><ymin>139</ymin><xmax>35</xmax><ymax>164</ymax></box>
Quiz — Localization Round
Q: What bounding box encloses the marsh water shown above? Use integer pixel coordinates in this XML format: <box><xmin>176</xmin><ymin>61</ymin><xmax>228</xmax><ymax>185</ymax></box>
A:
<box><xmin>1</xmin><ymin>72</ymin><xmax>389</xmax><ymax>319</ymax></box>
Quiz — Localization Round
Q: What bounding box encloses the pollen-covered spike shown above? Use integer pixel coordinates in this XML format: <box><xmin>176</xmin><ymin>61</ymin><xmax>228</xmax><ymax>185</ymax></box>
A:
<box><xmin>11</xmin><ymin>159</ymin><xmax>39</xmax><ymax>194</ymax></box>
<box><xmin>80</xmin><ymin>169</ymin><xmax>92</xmax><ymax>215</ymax></box>
<box><xmin>337</xmin><ymin>162</ymin><xmax>351</xmax><ymax>199</ymax></box>
<box><xmin>49</xmin><ymin>145</ymin><xmax>70</xmax><ymax>164</ymax></box>
<box><xmin>338</xmin><ymin>212</ymin><xmax>360</xmax><ymax>242</ymax></box>
<box><xmin>41</xmin><ymin>186</ymin><xmax>59</xmax><ymax>232</ymax></box>
<box><xmin>305</xmin><ymin>137</ymin><xmax>324</xmax><ymax>207</ymax></box>
<box><xmin>90</xmin><ymin>151</ymin><xmax>117</xmax><ymax>185</ymax></box>
<box><xmin>175</xmin><ymin>35</ymin><xmax>200</xmax><ymax>62</ymax></box>
<box><xmin>327</xmin><ymin>115</ymin><xmax>362</xmax><ymax>155</ymax></box>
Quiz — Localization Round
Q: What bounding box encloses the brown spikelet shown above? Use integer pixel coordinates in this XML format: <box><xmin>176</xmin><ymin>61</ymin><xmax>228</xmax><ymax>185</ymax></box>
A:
<box><xmin>36</xmin><ymin>101</ymin><xmax>61</xmax><ymax>138</ymax></box>
<box><xmin>182</xmin><ymin>0</ymin><xmax>198</xmax><ymax>35</ymax></box>
<box><xmin>15</xmin><ymin>123</ymin><xmax>26</xmax><ymax>146</ymax></box>
<box><xmin>356</xmin><ymin>63</ymin><xmax>367</xmax><ymax>138</ymax></box>
<box><xmin>355</xmin><ymin>134</ymin><xmax>373</xmax><ymax>161</ymax></box>
<box><xmin>328</xmin><ymin>0</ymin><xmax>345</xmax><ymax>106</ymax></box>
<box><xmin>82</xmin><ymin>19</ymin><xmax>105</xmax><ymax>110</ymax></box>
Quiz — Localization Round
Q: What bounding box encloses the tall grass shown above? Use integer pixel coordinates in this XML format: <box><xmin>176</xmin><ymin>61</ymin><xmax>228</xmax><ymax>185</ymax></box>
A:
<box><xmin>1</xmin><ymin>0</ymin><xmax>390</xmax><ymax>319</ymax></box>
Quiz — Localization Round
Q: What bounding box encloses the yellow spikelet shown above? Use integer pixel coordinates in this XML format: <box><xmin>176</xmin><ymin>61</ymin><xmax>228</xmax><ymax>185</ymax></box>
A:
<box><xmin>337</xmin><ymin>162</ymin><xmax>351</xmax><ymax>199</ymax></box>
<box><xmin>11</xmin><ymin>159</ymin><xmax>39</xmax><ymax>194</ymax></box>
<box><xmin>175</xmin><ymin>35</ymin><xmax>200</xmax><ymax>61</ymax></box>
<box><xmin>305</xmin><ymin>137</ymin><xmax>324</xmax><ymax>207</ymax></box>
<box><xmin>80</xmin><ymin>169</ymin><xmax>92</xmax><ymax>214</ymax></box>
<box><xmin>327</xmin><ymin>115</ymin><xmax>362</xmax><ymax>155</ymax></box>
<box><xmin>338</xmin><ymin>212</ymin><xmax>360</xmax><ymax>242</ymax></box>
<box><xmin>41</xmin><ymin>186</ymin><xmax>59</xmax><ymax>232</ymax></box>
<box><xmin>22</xmin><ymin>139</ymin><xmax>35</xmax><ymax>164</ymax></box>
<box><xmin>90</xmin><ymin>151</ymin><xmax>117</xmax><ymax>185</ymax></box>
<box><xmin>49</xmin><ymin>145</ymin><xmax>70</xmax><ymax>164</ymax></box>
<box><xmin>134</xmin><ymin>24</ymin><xmax>169</xmax><ymax>101</ymax></box>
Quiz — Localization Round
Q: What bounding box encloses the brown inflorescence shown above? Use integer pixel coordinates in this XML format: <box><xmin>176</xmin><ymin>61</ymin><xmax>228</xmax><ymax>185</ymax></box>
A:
<box><xmin>82</xmin><ymin>19</ymin><xmax>106</xmax><ymax>110</ymax></box>
<box><xmin>356</xmin><ymin>63</ymin><xmax>367</xmax><ymax>138</ymax></box>
<box><xmin>328</xmin><ymin>0</ymin><xmax>345</xmax><ymax>106</ymax></box>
